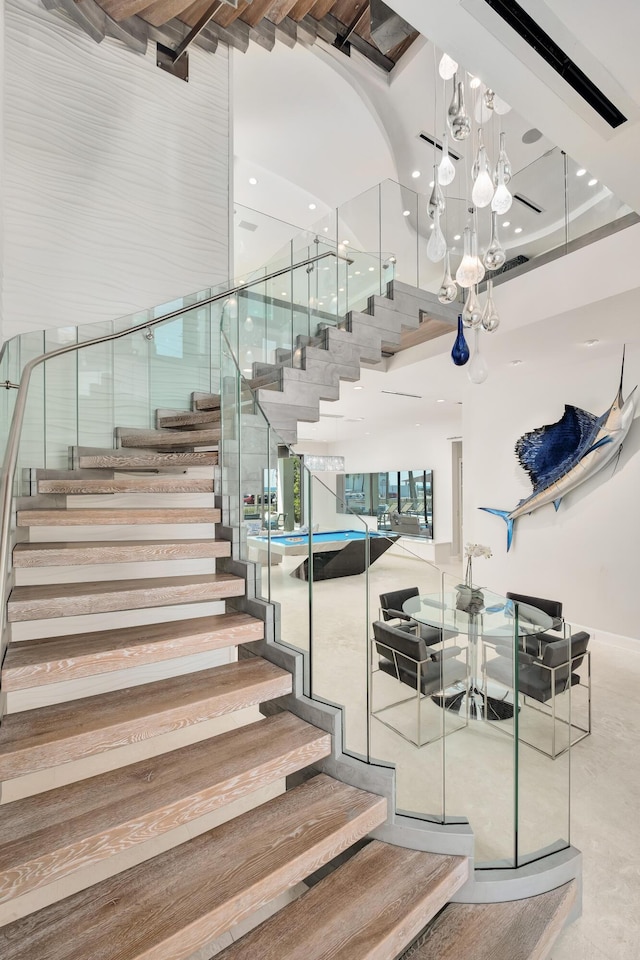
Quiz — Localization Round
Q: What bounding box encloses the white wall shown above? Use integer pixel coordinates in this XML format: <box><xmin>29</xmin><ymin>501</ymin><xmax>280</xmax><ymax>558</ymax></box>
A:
<box><xmin>463</xmin><ymin>340</ymin><xmax>640</xmax><ymax>638</ymax></box>
<box><xmin>1</xmin><ymin>0</ymin><xmax>231</xmax><ymax>344</ymax></box>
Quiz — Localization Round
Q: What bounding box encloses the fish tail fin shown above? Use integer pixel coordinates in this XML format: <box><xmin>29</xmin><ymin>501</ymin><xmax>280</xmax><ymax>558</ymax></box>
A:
<box><xmin>479</xmin><ymin>507</ymin><xmax>515</xmax><ymax>551</ymax></box>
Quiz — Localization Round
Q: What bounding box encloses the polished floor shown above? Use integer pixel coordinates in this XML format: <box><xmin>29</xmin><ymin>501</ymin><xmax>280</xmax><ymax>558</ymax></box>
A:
<box><xmin>260</xmin><ymin>542</ymin><xmax>640</xmax><ymax>960</ymax></box>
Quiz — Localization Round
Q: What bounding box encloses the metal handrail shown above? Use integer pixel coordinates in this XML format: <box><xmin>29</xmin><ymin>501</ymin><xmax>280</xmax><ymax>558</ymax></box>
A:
<box><xmin>0</xmin><ymin>249</ymin><xmax>342</xmax><ymax>639</ymax></box>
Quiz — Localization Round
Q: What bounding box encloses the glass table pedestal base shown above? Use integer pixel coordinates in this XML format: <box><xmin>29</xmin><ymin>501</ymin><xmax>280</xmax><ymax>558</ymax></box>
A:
<box><xmin>432</xmin><ymin>682</ymin><xmax>515</xmax><ymax>721</ymax></box>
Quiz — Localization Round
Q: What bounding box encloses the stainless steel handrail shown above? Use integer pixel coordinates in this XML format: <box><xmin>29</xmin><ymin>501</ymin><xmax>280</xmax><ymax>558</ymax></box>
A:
<box><xmin>0</xmin><ymin>249</ymin><xmax>342</xmax><ymax>640</ymax></box>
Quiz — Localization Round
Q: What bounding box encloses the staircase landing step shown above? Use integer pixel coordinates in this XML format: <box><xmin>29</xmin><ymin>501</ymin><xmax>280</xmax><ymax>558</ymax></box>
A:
<box><xmin>404</xmin><ymin>882</ymin><xmax>578</xmax><ymax>960</ymax></box>
<box><xmin>0</xmin><ymin>711</ymin><xmax>332</xmax><ymax>905</ymax></box>
<box><xmin>13</xmin><ymin>538</ymin><xmax>230</xmax><ymax>567</ymax></box>
<box><xmin>217</xmin><ymin>839</ymin><xmax>469</xmax><ymax>959</ymax></box>
<box><xmin>2</xmin><ymin>612</ymin><xmax>264</xmax><ymax>690</ymax></box>
<box><xmin>17</xmin><ymin>508</ymin><xmax>220</xmax><ymax>526</ymax></box>
<box><xmin>8</xmin><ymin>572</ymin><xmax>244</xmax><ymax>621</ymax></box>
<box><xmin>0</xmin><ymin>774</ymin><xmax>385</xmax><ymax>960</ymax></box>
<box><xmin>0</xmin><ymin>658</ymin><xmax>292</xmax><ymax>779</ymax></box>
<box><xmin>158</xmin><ymin>409</ymin><xmax>222</xmax><ymax>428</ymax></box>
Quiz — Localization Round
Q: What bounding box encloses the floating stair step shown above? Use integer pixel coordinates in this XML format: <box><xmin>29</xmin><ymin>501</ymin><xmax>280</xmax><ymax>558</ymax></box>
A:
<box><xmin>2</xmin><ymin>612</ymin><xmax>264</xmax><ymax>690</ymax></box>
<box><xmin>78</xmin><ymin>451</ymin><xmax>218</xmax><ymax>469</ymax></box>
<box><xmin>0</xmin><ymin>774</ymin><xmax>386</xmax><ymax>960</ymax></box>
<box><xmin>0</xmin><ymin>658</ymin><xmax>292</xmax><ymax>779</ymax></box>
<box><xmin>216</xmin><ymin>839</ymin><xmax>470</xmax><ymax>960</ymax></box>
<box><xmin>0</xmin><ymin>711</ymin><xmax>332</xmax><ymax>905</ymax></box>
<box><xmin>119</xmin><ymin>428</ymin><xmax>221</xmax><ymax>449</ymax></box>
<box><xmin>404</xmin><ymin>881</ymin><xmax>578</xmax><ymax>960</ymax></box>
<box><xmin>7</xmin><ymin>572</ymin><xmax>244</xmax><ymax>621</ymax></box>
<box><xmin>157</xmin><ymin>409</ymin><xmax>222</xmax><ymax>428</ymax></box>
<box><xmin>13</xmin><ymin>538</ymin><xmax>230</xmax><ymax>567</ymax></box>
<box><xmin>193</xmin><ymin>392</ymin><xmax>221</xmax><ymax>411</ymax></box>
<box><xmin>37</xmin><ymin>476</ymin><xmax>215</xmax><ymax>494</ymax></box>
<box><xmin>17</xmin><ymin>508</ymin><xmax>220</xmax><ymax>526</ymax></box>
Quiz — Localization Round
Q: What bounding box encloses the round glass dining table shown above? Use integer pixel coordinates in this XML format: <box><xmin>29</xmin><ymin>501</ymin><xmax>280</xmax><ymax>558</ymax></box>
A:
<box><xmin>403</xmin><ymin>589</ymin><xmax>554</xmax><ymax>720</ymax></box>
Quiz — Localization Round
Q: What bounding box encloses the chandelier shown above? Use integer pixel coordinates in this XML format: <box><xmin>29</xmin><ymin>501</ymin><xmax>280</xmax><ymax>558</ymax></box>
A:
<box><xmin>429</xmin><ymin>51</ymin><xmax>513</xmax><ymax>383</ymax></box>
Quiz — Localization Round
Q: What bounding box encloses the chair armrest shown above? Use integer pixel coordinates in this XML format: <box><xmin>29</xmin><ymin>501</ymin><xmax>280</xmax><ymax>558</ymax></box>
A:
<box><xmin>384</xmin><ymin>608</ymin><xmax>412</xmax><ymax>621</ymax></box>
<box><xmin>430</xmin><ymin>645</ymin><xmax>463</xmax><ymax>661</ymax></box>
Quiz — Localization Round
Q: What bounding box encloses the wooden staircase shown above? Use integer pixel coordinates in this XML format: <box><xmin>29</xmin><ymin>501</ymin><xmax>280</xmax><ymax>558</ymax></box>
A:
<box><xmin>0</xmin><ymin>385</ymin><xmax>576</xmax><ymax>957</ymax></box>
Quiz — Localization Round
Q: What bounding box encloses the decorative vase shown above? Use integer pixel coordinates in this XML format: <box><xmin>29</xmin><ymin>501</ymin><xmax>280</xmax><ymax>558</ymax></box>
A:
<box><xmin>464</xmin><ymin>555</ymin><xmax>473</xmax><ymax>587</ymax></box>
<box><xmin>451</xmin><ymin>315</ymin><xmax>470</xmax><ymax>366</ymax></box>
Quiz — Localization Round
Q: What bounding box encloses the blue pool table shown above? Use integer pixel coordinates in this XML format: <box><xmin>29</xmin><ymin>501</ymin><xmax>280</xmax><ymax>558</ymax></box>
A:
<box><xmin>248</xmin><ymin>529</ymin><xmax>398</xmax><ymax>580</ymax></box>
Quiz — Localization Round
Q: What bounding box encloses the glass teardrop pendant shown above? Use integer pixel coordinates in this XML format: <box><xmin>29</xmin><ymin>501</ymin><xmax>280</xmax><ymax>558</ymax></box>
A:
<box><xmin>451</xmin><ymin>314</ymin><xmax>470</xmax><ymax>366</ymax></box>
<box><xmin>468</xmin><ymin>327</ymin><xmax>489</xmax><ymax>383</ymax></box>
<box><xmin>428</xmin><ymin>165</ymin><xmax>445</xmax><ymax>219</ymax></box>
<box><xmin>483</xmin><ymin>212</ymin><xmax>506</xmax><ymax>270</ymax></box>
<box><xmin>438</xmin><ymin>133</ymin><xmax>456</xmax><ymax>186</ymax></box>
<box><xmin>439</xmin><ymin>53</ymin><xmax>458</xmax><ymax>80</ymax></box>
<box><xmin>493</xmin><ymin>131</ymin><xmax>512</xmax><ymax>186</ymax></box>
<box><xmin>438</xmin><ymin>250</ymin><xmax>458</xmax><ymax>303</ymax></box>
<box><xmin>481</xmin><ymin>279</ymin><xmax>500</xmax><ymax>332</ymax></box>
<box><xmin>472</xmin><ymin>140</ymin><xmax>494</xmax><ymax>208</ymax></box>
<box><xmin>462</xmin><ymin>285</ymin><xmax>483</xmax><ymax>328</ymax></box>
<box><xmin>448</xmin><ymin>75</ymin><xmax>471</xmax><ymax>141</ymax></box>
<box><xmin>455</xmin><ymin>227</ymin><xmax>477</xmax><ymax>289</ymax></box>
<box><xmin>427</xmin><ymin>206</ymin><xmax>447</xmax><ymax>262</ymax></box>
<box><xmin>491</xmin><ymin>178</ymin><xmax>512</xmax><ymax>215</ymax></box>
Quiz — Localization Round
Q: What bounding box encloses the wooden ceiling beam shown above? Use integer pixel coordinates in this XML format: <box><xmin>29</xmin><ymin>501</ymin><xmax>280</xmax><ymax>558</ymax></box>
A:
<box><xmin>287</xmin><ymin>0</ymin><xmax>318</xmax><ymax>22</ymax></box>
<box><xmin>138</xmin><ymin>0</ymin><xmax>200</xmax><ymax>28</ymax></box>
<box><xmin>309</xmin><ymin>0</ymin><xmax>335</xmax><ymax>19</ymax></box>
<box><xmin>239</xmin><ymin>0</ymin><xmax>294</xmax><ymax>27</ymax></box>
<box><xmin>99</xmin><ymin>0</ymin><xmax>158</xmax><ymax>22</ymax></box>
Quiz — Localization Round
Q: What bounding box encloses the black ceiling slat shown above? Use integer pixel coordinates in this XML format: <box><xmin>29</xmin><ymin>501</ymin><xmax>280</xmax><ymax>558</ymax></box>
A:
<box><xmin>481</xmin><ymin>0</ymin><xmax>627</xmax><ymax>129</ymax></box>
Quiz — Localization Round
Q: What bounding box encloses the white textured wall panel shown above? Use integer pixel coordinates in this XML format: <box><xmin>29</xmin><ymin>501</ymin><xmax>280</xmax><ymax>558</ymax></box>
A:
<box><xmin>2</xmin><ymin>0</ymin><xmax>231</xmax><ymax>342</ymax></box>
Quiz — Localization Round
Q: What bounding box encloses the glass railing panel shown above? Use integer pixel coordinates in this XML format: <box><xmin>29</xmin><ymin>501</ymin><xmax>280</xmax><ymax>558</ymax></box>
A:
<box><xmin>149</xmin><ymin>304</ymin><xmax>217</xmax><ymax>415</ymax></box>
<box><xmin>368</xmin><ymin>536</ymin><xmax>451</xmax><ymax>822</ymax></box>
<box><xmin>337</xmin><ymin>183</ymin><xmax>383</xmax><ymax>304</ymax></box>
<box><xmin>304</xmin><ymin>470</ymin><xmax>371</xmax><ymax>760</ymax></box>
<box><xmin>112</xmin><ymin>317</ymin><xmax>152</xmax><ymax>433</ymax></box>
<box><xmin>380</xmin><ymin>179</ymin><xmax>418</xmax><ymax>290</ymax></box>
<box><xmin>16</xmin><ymin>332</ymin><xmax>46</xmax><ymax>486</ymax></box>
<box><xmin>233</xmin><ymin>204</ymin><xmax>300</xmax><ymax>279</ymax></box>
<box><xmin>76</xmin><ymin>323</ymin><xmax>117</xmax><ymax>452</ymax></box>
<box><xmin>515</xmin><ymin>615</ymin><xmax>573</xmax><ymax>867</ymax></box>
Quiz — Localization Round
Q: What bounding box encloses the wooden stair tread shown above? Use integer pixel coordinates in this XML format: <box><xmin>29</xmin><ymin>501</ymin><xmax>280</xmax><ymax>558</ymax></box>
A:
<box><xmin>17</xmin><ymin>508</ymin><xmax>221</xmax><ymax>526</ymax></box>
<box><xmin>404</xmin><ymin>882</ymin><xmax>578</xmax><ymax>960</ymax></box>
<box><xmin>157</xmin><ymin>409</ymin><xmax>221</xmax><ymax>428</ymax></box>
<box><xmin>37</xmin><ymin>477</ymin><xmax>215</xmax><ymax>494</ymax></box>
<box><xmin>217</xmin><ymin>840</ymin><xmax>470</xmax><ymax>960</ymax></box>
<box><xmin>0</xmin><ymin>774</ymin><xmax>386</xmax><ymax>960</ymax></box>
<box><xmin>193</xmin><ymin>393</ymin><xmax>221</xmax><ymax>410</ymax></box>
<box><xmin>78</xmin><ymin>451</ymin><xmax>218</xmax><ymax>469</ymax></box>
<box><xmin>0</xmin><ymin>711</ymin><xmax>331</xmax><ymax>904</ymax></box>
<box><xmin>0</xmin><ymin>658</ymin><xmax>292</xmax><ymax>778</ymax></box>
<box><xmin>8</xmin><ymin>573</ymin><xmax>244</xmax><ymax>621</ymax></box>
<box><xmin>119</xmin><ymin>428</ymin><xmax>220</xmax><ymax>448</ymax></box>
<box><xmin>13</xmin><ymin>538</ymin><xmax>230</xmax><ymax>566</ymax></box>
<box><xmin>2</xmin><ymin>612</ymin><xmax>264</xmax><ymax>690</ymax></box>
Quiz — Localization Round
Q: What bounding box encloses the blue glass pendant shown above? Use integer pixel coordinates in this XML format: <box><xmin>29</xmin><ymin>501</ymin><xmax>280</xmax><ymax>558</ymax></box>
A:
<box><xmin>451</xmin><ymin>314</ymin><xmax>470</xmax><ymax>366</ymax></box>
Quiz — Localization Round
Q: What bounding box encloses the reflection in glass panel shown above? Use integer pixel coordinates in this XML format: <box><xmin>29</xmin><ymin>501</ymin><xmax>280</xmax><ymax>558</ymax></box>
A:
<box><xmin>337</xmin><ymin>470</ymin><xmax>433</xmax><ymax>539</ymax></box>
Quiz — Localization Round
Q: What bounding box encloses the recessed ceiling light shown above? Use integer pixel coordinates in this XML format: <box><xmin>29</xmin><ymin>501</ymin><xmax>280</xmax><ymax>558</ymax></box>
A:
<box><xmin>281</xmin><ymin>291</ymin><xmax>288</xmax><ymax>296</ymax></box>
<box><xmin>510</xmin><ymin>359</ymin><xmax>523</xmax><ymax>366</ymax></box>
<box><xmin>415</xmin><ymin>423</ymin><xmax>421</xmax><ymax>427</ymax></box>
<box><xmin>323</xmin><ymin>227</ymin><xmax>329</xmax><ymax>232</ymax></box>
<box><xmin>429</xmin><ymin>224</ymin><xmax>434</xmax><ymax>230</ymax></box>
<box><xmin>308</xmin><ymin>203</ymin><xmax>317</xmax><ymax>210</ymax></box>
<box><xmin>339</xmin><ymin>287</ymin><xmax>344</xmax><ymax>292</ymax></box>
<box><xmin>514</xmin><ymin>227</ymin><xmax>523</xmax><ymax>234</ymax></box>
<box><xmin>411</xmin><ymin>170</ymin><xmax>421</xmax><ymax>178</ymax></box>
<box><xmin>429</xmin><ymin>180</ymin><xmax>434</xmax><ymax>188</ymax></box>
<box><xmin>342</xmin><ymin>239</ymin><xmax>350</xmax><ymax>245</ymax></box>
<box><xmin>318</xmin><ymin>302</ymin><xmax>323</xmax><ymax>307</ymax></box>
<box><xmin>588</xmin><ymin>178</ymin><xmax>598</xmax><ymax>186</ymax></box>
<box><xmin>502</xmin><ymin>221</ymin><xmax>511</xmax><ymax>227</ymax></box>
<box><xmin>354</xmin><ymin>385</ymin><xmax>364</xmax><ymax>390</ymax></box>
<box><xmin>368</xmin><ymin>266</ymin><xmax>375</xmax><ymax>271</ymax></box>
<box><xmin>453</xmin><ymin>234</ymin><xmax>461</xmax><ymax>241</ymax></box>
<box><xmin>584</xmin><ymin>338</ymin><xmax>600</xmax><ymax>346</ymax></box>
<box><xmin>248</xmin><ymin>177</ymin><xmax>258</xmax><ymax>185</ymax></box>
<box><xmin>355</xmin><ymin>270</ymin><xmax>361</xmax><ymax>275</ymax></box>
<box><xmin>436</xmin><ymin>399</ymin><xmax>445</xmax><ymax>403</ymax></box>
<box><xmin>576</xmin><ymin>168</ymin><xmax>587</xmax><ymax>177</ymax></box>
<box><xmin>469</xmin><ymin>76</ymin><xmax>481</xmax><ymax>88</ymax></box>
<box><xmin>403</xmin><ymin>210</ymin><xmax>411</xmax><ymax>217</ymax></box>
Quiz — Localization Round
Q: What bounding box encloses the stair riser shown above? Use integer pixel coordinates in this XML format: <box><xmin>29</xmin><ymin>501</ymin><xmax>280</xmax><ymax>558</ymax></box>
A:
<box><xmin>0</xmin><ymin>673</ymin><xmax>293</xmax><ymax>780</ymax></box>
<box><xmin>157</xmin><ymin>412</ymin><xmax>222</xmax><ymax>429</ymax></box>
<box><xmin>119</xmin><ymin>431</ymin><xmax>220</xmax><ymax>449</ymax></box>
<box><xmin>10</xmin><ymin>599</ymin><xmax>230</xmax><ymax>643</ymax></box>
<box><xmin>22</xmin><ymin>524</ymin><xmax>220</xmax><ymax>543</ymax></box>
<box><xmin>17</xmin><ymin>510</ymin><xmax>221</xmax><ymax>527</ymax></box>
<box><xmin>14</xmin><ymin>558</ymin><xmax>221</xmax><ymax>587</ymax></box>
<box><xmin>8</xmin><ymin>582</ymin><xmax>244</xmax><ymax>622</ymax></box>
<box><xmin>14</xmin><ymin>541</ymin><xmax>229</xmax><ymax>568</ymax></box>
<box><xmin>3</xmin><ymin>616</ymin><xmax>264</xmax><ymax>691</ymax></box>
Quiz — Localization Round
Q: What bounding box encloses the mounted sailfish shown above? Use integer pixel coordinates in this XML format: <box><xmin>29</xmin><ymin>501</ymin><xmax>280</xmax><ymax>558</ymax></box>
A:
<box><xmin>481</xmin><ymin>351</ymin><xmax>637</xmax><ymax>551</ymax></box>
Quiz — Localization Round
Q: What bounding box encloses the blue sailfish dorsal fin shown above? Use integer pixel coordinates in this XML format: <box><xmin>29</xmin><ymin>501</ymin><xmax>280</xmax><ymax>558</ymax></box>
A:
<box><xmin>514</xmin><ymin>404</ymin><xmax>599</xmax><ymax>493</ymax></box>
